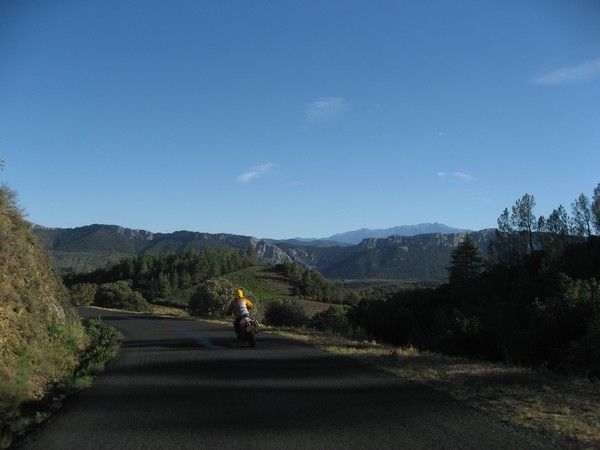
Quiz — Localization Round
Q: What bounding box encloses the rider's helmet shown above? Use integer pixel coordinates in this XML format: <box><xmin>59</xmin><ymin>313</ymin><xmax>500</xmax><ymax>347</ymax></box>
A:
<box><xmin>235</xmin><ymin>289</ymin><xmax>244</xmax><ymax>298</ymax></box>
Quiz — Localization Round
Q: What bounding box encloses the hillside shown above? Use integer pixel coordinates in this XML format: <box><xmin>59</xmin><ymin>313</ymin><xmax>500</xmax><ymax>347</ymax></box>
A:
<box><xmin>219</xmin><ymin>266</ymin><xmax>334</xmax><ymax>318</ymax></box>
<box><xmin>0</xmin><ymin>187</ymin><xmax>88</xmax><ymax>434</ymax></box>
<box><xmin>219</xmin><ymin>266</ymin><xmax>295</xmax><ymax>302</ymax></box>
<box><xmin>33</xmin><ymin>224</ymin><xmax>496</xmax><ymax>281</ymax></box>
<box><xmin>322</xmin><ymin>231</ymin><xmax>495</xmax><ymax>281</ymax></box>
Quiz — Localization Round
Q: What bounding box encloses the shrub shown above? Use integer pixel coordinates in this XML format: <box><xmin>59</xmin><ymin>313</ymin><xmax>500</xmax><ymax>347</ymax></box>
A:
<box><xmin>78</xmin><ymin>318</ymin><xmax>122</xmax><ymax>375</ymax></box>
<box><xmin>188</xmin><ymin>278</ymin><xmax>235</xmax><ymax>319</ymax></box>
<box><xmin>311</xmin><ymin>305</ymin><xmax>351</xmax><ymax>334</ymax></box>
<box><xmin>68</xmin><ymin>283</ymin><xmax>97</xmax><ymax>306</ymax></box>
<box><xmin>567</xmin><ymin>315</ymin><xmax>600</xmax><ymax>378</ymax></box>
<box><xmin>264</xmin><ymin>299</ymin><xmax>308</xmax><ymax>327</ymax></box>
<box><xmin>94</xmin><ymin>281</ymin><xmax>151</xmax><ymax>313</ymax></box>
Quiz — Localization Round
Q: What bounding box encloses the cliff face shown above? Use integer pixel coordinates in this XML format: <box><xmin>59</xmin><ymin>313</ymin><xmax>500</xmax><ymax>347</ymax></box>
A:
<box><xmin>252</xmin><ymin>238</ymin><xmax>293</xmax><ymax>264</ymax></box>
<box><xmin>359</xmin><ymin>233</ymin><xmax>461</xmax><ymax>250</ymax></box>
<box><xmin>359</xmin><ymin>231</ymin><xmax>494</xmax><ymax>250</ymax></box>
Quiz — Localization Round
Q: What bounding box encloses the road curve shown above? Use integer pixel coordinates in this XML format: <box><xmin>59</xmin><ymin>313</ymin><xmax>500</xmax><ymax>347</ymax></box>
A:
<box><xmin>17</xmin><ymin>307</ymin><xmax>559</xmax><ymax>449</ymax></box>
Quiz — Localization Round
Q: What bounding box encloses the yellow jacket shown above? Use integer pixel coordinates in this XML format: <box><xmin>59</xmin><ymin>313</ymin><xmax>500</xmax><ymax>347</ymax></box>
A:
<box><xmin>226</xmin><ymin>297</ymin><xmax>253</xmax><ymax>317</ymax></box>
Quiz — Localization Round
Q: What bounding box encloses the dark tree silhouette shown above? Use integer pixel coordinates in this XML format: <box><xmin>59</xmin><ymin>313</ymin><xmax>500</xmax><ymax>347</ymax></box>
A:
<box><xmin>448</xmin><ymin>234</ymin><xmax>483</xmax><ymax>285</ymax></box>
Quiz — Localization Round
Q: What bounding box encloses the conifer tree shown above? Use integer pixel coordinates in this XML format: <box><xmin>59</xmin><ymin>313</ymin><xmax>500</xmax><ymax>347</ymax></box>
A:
<box><xmin>448</xmin><ymin>234</ymin><xmax>483</xmax><ymax>285</ymax></box>
<box><xmin>571</xmin><ymin>193</ymin><xmax>592</xmax><ymax>237</ymax></box>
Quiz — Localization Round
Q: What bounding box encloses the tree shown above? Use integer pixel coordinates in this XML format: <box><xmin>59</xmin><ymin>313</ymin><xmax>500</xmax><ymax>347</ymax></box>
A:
<box><xmin>188</xmin><ymin>278</ymin><xmax>234</xmax><ymax>319</ymax></box>
<box><xmin>68</xmin><ymin>283</ymin><xmax>97</xmax><ymax>306</ymax></box>
<box><xmin>543</xmin><ymin>205</ymin><xmax>570</xmax><ymax>257</ymax></box>
<box><xmin>571</xmin><ymin>193</ymin><xmax>592</xmax><ymax>237</ymax></box>
<box><xmin>448</xmin><ymin>234</ymin><xmax>483</xmax><ymax>285</ymax></box>
<box><xmin>511</xmin><ymin>193</ymin><xmax>537</xmax><ymax>255</ymax></box>
<box><xmin>491</xmin><ymin>208</ymin><xmax>518</xmax><ymax>266</ymax></box>
<box><xmin>245</xmin><ymin>245</ymin><xmax>257</xmax><ymax>264</ymax></box>
<box><xmin>592</xmin><ymin>183</ymin><xmax>600</xmax><ymax>235</ymax></box>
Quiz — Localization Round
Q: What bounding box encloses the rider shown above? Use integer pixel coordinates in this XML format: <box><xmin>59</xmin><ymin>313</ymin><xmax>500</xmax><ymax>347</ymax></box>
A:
<box><xmin>225</xmin><ymin>289</ymin><xmax>254</xmax><ymax>337</ymax></box>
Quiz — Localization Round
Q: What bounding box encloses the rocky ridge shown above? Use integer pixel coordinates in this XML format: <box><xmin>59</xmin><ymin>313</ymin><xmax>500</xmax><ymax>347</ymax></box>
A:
<box><xmin>32</xmin><ymin>224</ymin><xmax>498</xmax><ymax>281</ymax></box>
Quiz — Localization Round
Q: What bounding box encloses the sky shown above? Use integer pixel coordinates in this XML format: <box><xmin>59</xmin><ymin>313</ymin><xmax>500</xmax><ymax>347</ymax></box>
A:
<box><xmin>1</xmin><ymin>0</ymin><xmax>599</xmax><ymax>240</ymax></box>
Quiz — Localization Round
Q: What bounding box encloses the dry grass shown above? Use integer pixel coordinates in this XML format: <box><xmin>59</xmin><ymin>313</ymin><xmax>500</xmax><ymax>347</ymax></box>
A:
<box><xmin>273</xmin><ymin>329</ymin><xmax>600</xmax><ymax>448</ymax></box>
<box><xmin>151</xmin><ymin>305</ymin><xmax>190</xmax><ymax>317</ymax></box>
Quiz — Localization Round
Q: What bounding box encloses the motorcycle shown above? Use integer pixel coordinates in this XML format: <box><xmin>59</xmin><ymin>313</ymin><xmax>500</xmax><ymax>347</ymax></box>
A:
<box><xmin>237</xmin><ymin>316</ymin><xmax>260</xmax><ymax>347</ymax></box>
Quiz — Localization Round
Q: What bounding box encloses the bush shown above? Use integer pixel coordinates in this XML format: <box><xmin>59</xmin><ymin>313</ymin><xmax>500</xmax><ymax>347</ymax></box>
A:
<box><xmin>311</xmin><ymin>305</ymin><xmax>351</xmax><ymax>334</ymax></box>
<box><xmin>79</xmin><ymin>318</ymin><xmax>122</xmax><ymax>375</ymax></box>
<box><xmin>188</xmin><ymin>278</ymin><xmax>234</xmax><ymax>319</ymax></box>
<box><xmin>0</xmin><ymin>318</ymin><xmax>122</xmax><ymax>449</ymax></box>
<box><xmin>264</xmin><ymin>299</ymin><xmax>308</xmax><ymax>327</ymax></box>
<box><xmin>567</xmin><ymin>316</ymin><xmax>600</xmax><ymax>378</ymax></box>
<box><xmin>94</xmin><ymin>281</ymin><xmax>151</xmax><ymax>313</ymax></box>
<box><xmin>68</xmin><ymin>283</ymin><xmax>97</xmax><ymax>306</ymax></box>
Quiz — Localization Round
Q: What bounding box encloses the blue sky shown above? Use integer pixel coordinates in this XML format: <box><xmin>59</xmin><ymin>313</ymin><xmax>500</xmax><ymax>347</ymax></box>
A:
<box><xmin>1</xmin><ymin>0</ymin><xmax>599</xmax><ymax>239</ymax></box>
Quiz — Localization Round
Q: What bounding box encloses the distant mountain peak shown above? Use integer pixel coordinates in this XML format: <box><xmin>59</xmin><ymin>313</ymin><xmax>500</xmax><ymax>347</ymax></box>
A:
<box><xmin>327</xmin><ymin>223</ymin><xmax>471</xmax><ymax>245</ymax></box>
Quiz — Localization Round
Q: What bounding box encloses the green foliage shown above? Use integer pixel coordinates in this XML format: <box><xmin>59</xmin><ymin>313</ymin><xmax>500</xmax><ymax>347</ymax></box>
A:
<box><xmin>94</xmin><ymin>281</ymin><xmax>151</xmax><ymax>312</ymax></box>
<box><xmin>78</xmin><ymin>318</ymin><xmax>122</xmax><ymax>375</ymax></box>
<box><xmin>0</xmin><ymin>185</ymin><xmax>88</xmax><ymax>448</ymax></box>
<box><xmin>571</xmin><ymin>193</ymin><xmax>593</xmax><ymax>237</ymax></box>
<box><xmin>349</xmin><ymin>236</ymin><xmax>600</xmax><ymax>376</ymax></box>
<box><xmin>219</xmin><ymin>265</ymin><xmax>293</xmax><ymax>301</ymax></box>
<box><xmin>491</xmin><ymin>209</ymin><xmax>522</xmax><ymax>267</ymax></box>
<box><xmin>264</xmin><ymin>299</ymin><xmax>308</xmax><ymax>327</ymax></box>
<box><xmin>64</xmin><ymin>248</ymin><xmax>255</xmax><ymax>303</ymax></box>
<box><xmin>448</xmin><ymin>234</ymin><xmax>483</xmax><ymax>285</ymax></box>
<box><xmin>347</xmin><ymin>186</ymin><xmax>600</xmax><ymax>376</ymax></box>
<box><xmin>188</xmin><ymin>278</ymin><xmax>235</xmax><ymax>319</ymax></box>
<box><xmin>511</xmin><ymin>193</ymin><xmax>537</xmax><ymax>255</ymax></box>
<box><xmin>68</xmin><ymin>283</ymin><xmax>97</xmax><ymax>306</ymax></box>
<box><xmin>275</xmin><ymin>261</ymin><xmax>347</xmax><ymax>303</ymax></box>
<box><xmin>310</xmin><ymin>305</ymin><xmax>351</xmax><ymax>334</ymax></box>
<box><xmin>568</xmin><ymin>315</ymin><xmax>600</xmax><ymax>377</ymax></box>
<box><xmin>1</xmin><ymin>318</ymin><xmax>122</xmax><ymax>448</ymax></box>
<box><xmin>491</xmin><ymin>194</ymin><xmax>540</xmax><ymax>266</ymax></box>
<box><xmin>529</xmin><ymin>275</ymin><xmax>600</xmax><ymax>372</ymax></box>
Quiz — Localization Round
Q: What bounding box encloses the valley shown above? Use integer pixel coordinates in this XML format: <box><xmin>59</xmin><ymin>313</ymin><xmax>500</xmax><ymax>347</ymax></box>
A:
<box><xmin>32</xmin><ymin>223</ymin><xmax>496</xmax><ymax>282</ymax></box>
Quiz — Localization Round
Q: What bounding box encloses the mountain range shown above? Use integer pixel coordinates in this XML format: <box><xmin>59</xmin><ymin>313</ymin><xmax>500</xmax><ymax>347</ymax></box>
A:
<box><xmin>32</xmin><ymin>223</ymin><xmax>495</xmax><ymax>282</ymax></box>
<box><xmin>325</xmin><ymin>223</ymin><xmax>471</xmax><ymax>244</ymax></box>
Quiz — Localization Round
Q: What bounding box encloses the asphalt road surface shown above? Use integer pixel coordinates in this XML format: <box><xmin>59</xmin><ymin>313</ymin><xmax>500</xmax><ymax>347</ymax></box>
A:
<box><xmin>18</xmin><ymin>307</ymin><xmax>561</xmax><ymax>449</ymax></box>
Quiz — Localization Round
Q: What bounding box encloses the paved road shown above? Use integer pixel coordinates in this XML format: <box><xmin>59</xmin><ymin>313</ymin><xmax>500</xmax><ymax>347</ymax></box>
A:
<box><xmin>18</xmin><ymin>307</ymin><xmax>560</xmax><ymax>449</ymax></box>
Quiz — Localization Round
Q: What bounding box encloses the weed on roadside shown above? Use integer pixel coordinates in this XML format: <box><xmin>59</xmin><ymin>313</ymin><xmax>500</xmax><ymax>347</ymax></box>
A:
<box><xmin>1</xmin><ymin>318</ymin><xmax>122</xmax><ymax>449</ymax></box>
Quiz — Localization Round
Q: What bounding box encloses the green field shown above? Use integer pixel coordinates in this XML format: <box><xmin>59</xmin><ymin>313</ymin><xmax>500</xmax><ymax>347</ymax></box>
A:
<box><xmin>334</xmin><ymin>278</ymin><xmax>442</xmax><ymax>290</ymax></box>
<box><xmin>219</xmin><ymin>266</ymin><xmax>332</xmax><ymax>317</ymax></box>
<box><xmin>219</xmin><ymin>265</ymin><xmax>295</xmax><ymax>302</ymax></box>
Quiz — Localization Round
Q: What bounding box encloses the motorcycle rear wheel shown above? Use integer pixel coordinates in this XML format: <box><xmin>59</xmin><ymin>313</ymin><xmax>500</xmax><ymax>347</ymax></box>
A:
<box><xmin>247</xmin><ymin>331</ymin><xmax>256</xmax><ymax>347</ymax></box>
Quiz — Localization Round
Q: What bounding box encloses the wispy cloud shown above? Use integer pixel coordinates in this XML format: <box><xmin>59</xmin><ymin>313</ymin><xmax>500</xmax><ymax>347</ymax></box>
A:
<box><xmin>236</xmin><ymin>163</ymin><xmax>276</xmax><ymax>183</ymax></box>
<box><xmin>437</xmin><ymin>171</ymin><xmax>475</xmax><ymax>181</ymax></box>
<box><xmin>532</xmin><ymin>56</ymin><xmax>600</xmax><ymax>85</ymax></box>
<box><xmin>471</xmin><ymin>191</ymin><xmax>493</xmax><ymax>204</ymax></box>
<box><xmin>305</xmin><ymin>97</ymin><xmax>348</xmax><ymax>121</ymax></box>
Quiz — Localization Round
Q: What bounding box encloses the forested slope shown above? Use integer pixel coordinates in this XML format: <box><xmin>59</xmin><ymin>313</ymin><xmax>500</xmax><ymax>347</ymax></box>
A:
<box><xmin>34</xmin><ymin>224</ymin><xmax>495</xmax><ymax>281</ymax></box>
